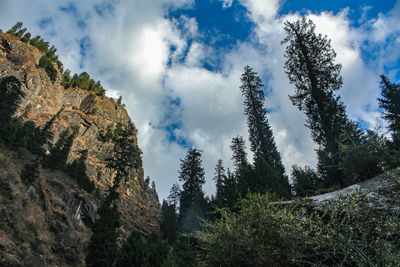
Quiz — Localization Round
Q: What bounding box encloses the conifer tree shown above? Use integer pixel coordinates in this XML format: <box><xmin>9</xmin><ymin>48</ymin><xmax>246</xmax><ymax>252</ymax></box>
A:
<box><xmin>282</xmin><ymin>18</ymin><xmax>350</xmax><ymax>187</ymax></box>
<box><xmin>117</xmin><ymin>230</ymin><xmax>146</xmax><ymax>267</ymax></box>
<box><xmin>230</xmin><ymin>136</ymin><xmax>248</xmax><ymax>174</ymax></box>
<box><xmin>239</xmin><ymin>66</ymin><xmax>289</xmax><ymax>197</ymax></box>
<box><xmin>213</xmin><ymin>159</ymin><xmax>226</xmax><ymax>206</ymax></box>
<box><xmin>0</xmin><ymin>76</ymin><xmax>24</xmax><ymax>123</ymax></box>
<box><xmin>379</xmin><ymin>75</ymin><xmax>400</xmax><ymax>134</ymax></box>
<box><xmin>44</xmin><ymin>129</ymin><xmax>75</xmax><ymax>170</ymax></box>
<box><xmin>87</xmin><ymin>124</ymin><xmax>140</xmax><ymax>266</ymax></box>
<box><xmin>160</xmin><ymin>199</ymin><xmax>179</xmax><ymax>243</ymax></box>
<box><xmin>178</xmin><ymin>148</ymin><xmax>206</xmax><ymax>232</ymax></box>
<box><xmin>6</xmin><ymin>22</ymin><xmax>23</xmax><ymax>35</ymax></box>
<box><xmin>167</xmin><ymin>183</ymin><xmax>181</xmax><ymax>208</ymax></box>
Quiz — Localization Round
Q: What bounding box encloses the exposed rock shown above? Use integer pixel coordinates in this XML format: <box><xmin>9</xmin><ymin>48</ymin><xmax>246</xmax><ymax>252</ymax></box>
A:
<box><xmin>0</xmin><ymin>31</ymin><xmax>161</xmax><ymax>265</ymax></box>
<box><xmin>26</xmin><ymin>185</ymin><xmax>36</xmax><ymax>200</ymax></box>
<box><xmin>274</xmin><ymin>169</ymin><xmax>400</xmax><ymax>212</ymax></box>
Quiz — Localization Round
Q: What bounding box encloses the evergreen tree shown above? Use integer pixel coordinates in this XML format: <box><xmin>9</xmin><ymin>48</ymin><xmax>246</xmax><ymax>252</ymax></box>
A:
<box><xmin>67</xmin><ymin>149</ymin><xmax>95</xmax><ymax>193</ymax></box>
<box><xmin>378</xmin><ymin>75</ymin><xmax>400</xmax><ymax>134</ymax></box>
<box><xmin>213</xmin><ymin>159</ymin><xmax>226</xmax><ymax>207</ymax></box>
<box><xmin>240</xmin><ymin>66</ymin><xmax>290</xmax><ymax>197</ymax></box>
<box><xmin>167</xmin><ymin>183</ymin><xmax>181</xmax><ymax>208</ymax></box>
<box><xmin>291</xmin><ymin>165</ymin><xmax>319</xmax><ymax>197</ymax></box>
<box><xmin>87</xmin><ymin>124</ymin><xmax>140</xmax><ymax>266</ymax></box>
<box><xmin>230</xmin><ymin>136</ymin><xmax>248</xmax><ymax>174</ymax></box>
<box><xmin>6</xmin><ymin>22</ymin><xmax>23</xmax><ymax>35</ymax></box>
<box><xmin>44</xmin><ymin>129</ymin><xmax>75</xmax><ymax>170</ymax></box>
<box><xmin>21</xmin><ymin>32</ymin><xmax>31</xmax><ymax>43</ymax></box>
<box><xmin>117</xmin><ymin>230</ymin><xmax>146</xmax><ymax>267</ymax></box>
<box><xmin>160</xmin><ymin>199</ymin><xmax>179</xmax><ymax>243</ymax></box>
<box><xmin>282</xmin><ymin>18</ymin><xmax>350</xmax><ymax>187</ymax></box>
<box><xmin>178</xmin><ymin>148</ymin><xmax>206</xmax><ymax>232</ymax></box>
<box><xmin>0</xmin><ymin>76</ymin><xmax>24</xmax><ymax>123</ymax></box>
<box><xmin>86</xmin><ymin>183</ymin><xmax>120</xmax><ymax>267</ymax></box>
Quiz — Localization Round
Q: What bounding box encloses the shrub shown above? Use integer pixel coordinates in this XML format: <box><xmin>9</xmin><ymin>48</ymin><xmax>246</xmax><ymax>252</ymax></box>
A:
<box><xmin>38</xmin><ymin>56</ymin><xmax>57</xmax><ymax>82</ymax></box>
<box><xmin>197</xmin><ymin>182</ymin><xmax>400</xmax><ymax>266</ymax></box>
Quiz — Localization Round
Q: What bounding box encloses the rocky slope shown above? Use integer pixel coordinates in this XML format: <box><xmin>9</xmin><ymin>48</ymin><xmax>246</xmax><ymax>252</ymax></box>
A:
<box><xmin>0</xmin><ymin>31</ymin><xmax>161</xmax><ymax>265</ymax></box>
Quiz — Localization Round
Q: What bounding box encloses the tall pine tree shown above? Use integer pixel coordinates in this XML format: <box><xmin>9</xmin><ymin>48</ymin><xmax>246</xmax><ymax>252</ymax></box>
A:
<box><xmin>379</xmin><ymin>75</ymin><xmax>400</xmax><ymax>134</ymax></box>
<box><xmin>240</xmin><ymin>66</ymin><xmax>290</xmax><ymax>197</ymax></box>
<box><xmin>86</xmin><ymin>124</ymin><xmax>141</xmax><ymax>266</ymax></box>
<box><xmin>282</xmin><ymin>18</ymin><xmax>350</xmax><ymax>187</ymax></box>
<box><xmin>178</xmin><ymin>148</ymin><xmax>206</xmax><ymax>232</ymax></box>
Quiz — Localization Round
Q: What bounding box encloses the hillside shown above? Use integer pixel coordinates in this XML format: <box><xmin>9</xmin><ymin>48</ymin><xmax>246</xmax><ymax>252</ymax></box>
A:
<box><xmin>0</xmin><ymin>31</ymin><xmax>161</xmax><ymax>265</ymax></box>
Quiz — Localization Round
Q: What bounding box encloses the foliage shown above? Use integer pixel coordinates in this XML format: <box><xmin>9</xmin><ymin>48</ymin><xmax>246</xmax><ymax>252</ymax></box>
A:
<box><xmin>379</xmin><ymin>75</ymin><xmax>400</xmax><ymax>133</ymax></box>
<box><xmin>38</xmin><ymin>56</ymin><xmax>57</xmax><ymax>83</ymax></box>
<box><xmin>43</xmin><ymin>129</ymin><xmax>75</xmax><ymax>170</ymax></box>
<box><xmin>67</xmin><ymin>150</ymin><xmax>95</xmax><ymax>193</ymax></box>
<box><xmin>240</xmin><ymin>66</ymin><xmax>290</xmax><ymax>198</ymax></box>
<box><xmin>6</xmin><ymin>22</ymin><xmax>23</xmax><ymax>35</ymax></box>
<box><xmin>337</xmin><ymin>124</ymin><xmax>387</xmax><ymax>185</ymax></box>
<box><xmin>178</xmin><ymin>149</ymin><xmax>206</xmax><ymax>232</ymax></box>
<box><xmin>117</xmin><ymin>230</ymin><xmax>146</xmax><ymax>267</ymax></box>
<box><xmin>291</xmin><ymin>165</ymin><xmax>319</xmax><ymax>197</ymax></box>
<box><xmin>29</xmin><ymin>35</ymin><xmax>49</xmax><ymax>53</ymax></box>
<box><xmin>161</xmin><ymin>199</ymin><xmax>179</xmax><ymax>243</ymax></box>
<box><xmin>282</xmin><ymin>18</ymin><xmax>351</xmax><ymax>188</ymax></box>
<box><xmin>0</xmin><ymin>76</ymin><xmax>24</xmax><ymax>123</ymax></box>
<box><xmin>106</xmin><ymin>123</ymin><xmax>142</xmax><ymax>181</ymax></box>
<box><xmin>20</xmin><ymin>160</ymin><xmax>40</xmax><ymax>185</ymax></box>
<box><xmin>64</xmin><ymin>71</ymin><xmax>106</xmax><ymax>95</ymax></box>
<box><xmin>86</xmin><ymin>183</ymin><xmax>121</xmax><ymax>267</ymax></box>
<box><xmin>20</xmin><ymin>32</ymin><xmax>31</xmax><ymax>43</ymax></box>
<box><xmin>197</xmin><ymin>185</ymin><xmax>400</xmax><ymax>266</ymax></box>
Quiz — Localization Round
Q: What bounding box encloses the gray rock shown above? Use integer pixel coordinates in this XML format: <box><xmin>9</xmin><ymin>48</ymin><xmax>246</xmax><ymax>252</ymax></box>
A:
<box><xmin>26</xmin><ymin>185</ymin><xmax>36</xmax><ymax>200</ymax></box>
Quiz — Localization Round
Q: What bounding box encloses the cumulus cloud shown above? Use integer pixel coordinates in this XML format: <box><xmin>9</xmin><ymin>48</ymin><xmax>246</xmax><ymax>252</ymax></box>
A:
<box><xmin>1</xmin><ymin>0</ymin><xmax>398</xmax><ymax>200</ymax></box>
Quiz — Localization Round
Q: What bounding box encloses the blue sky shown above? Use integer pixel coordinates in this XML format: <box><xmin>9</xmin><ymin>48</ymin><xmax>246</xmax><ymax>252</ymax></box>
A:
<box><xmin>1</xmin><ymin>0</ymin><xmax>399</xmax><ymax>200</ymax></box>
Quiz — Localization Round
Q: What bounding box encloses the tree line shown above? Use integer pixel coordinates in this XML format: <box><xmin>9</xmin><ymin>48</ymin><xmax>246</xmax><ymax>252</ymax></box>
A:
<box><xmin>158</xmin><ymin>17</ymin><xmax>400</xmax><ymax>266</ymax></box>
<box><xmin>5</xmin><ymin>22</ymin><xmax>106</xmax><ymax>95</ymax></box>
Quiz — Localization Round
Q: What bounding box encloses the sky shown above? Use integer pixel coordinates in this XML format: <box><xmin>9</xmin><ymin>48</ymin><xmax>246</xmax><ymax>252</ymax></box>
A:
<box><xmin>1</xmin><ymin>0</ymin><xmax>399</xmax><ymax>201</ymax></box>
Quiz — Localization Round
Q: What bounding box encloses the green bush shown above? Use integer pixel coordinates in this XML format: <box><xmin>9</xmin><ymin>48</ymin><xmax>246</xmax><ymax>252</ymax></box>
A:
<box><xmin>38</xmin><ymin>56</ymin><xmax>57</xmax><ymax>82</ymax></box>
<box><xmin>197</xmin><ymin>184</ymin><xmax>400</xmax><ymax>266</ymax></box>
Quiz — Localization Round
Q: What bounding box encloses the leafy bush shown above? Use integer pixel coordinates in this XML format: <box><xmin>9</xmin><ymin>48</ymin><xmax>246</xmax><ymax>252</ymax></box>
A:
<box><xmin>197</xmin><ymin>181</ymin><xmax>400</xmax><ymax>266</ymax></box>
<box><xmin>38</xmin><ymin>56</ymin><xmax>57</xmax><ymax>82</ymax></box>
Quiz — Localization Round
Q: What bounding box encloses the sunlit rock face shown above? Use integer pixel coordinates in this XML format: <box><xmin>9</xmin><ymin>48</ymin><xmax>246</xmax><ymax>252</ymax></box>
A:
<box><xmin>0</xmin><ymin>31</ymin><xmax>161</xmax><ymax>265</ymax></box>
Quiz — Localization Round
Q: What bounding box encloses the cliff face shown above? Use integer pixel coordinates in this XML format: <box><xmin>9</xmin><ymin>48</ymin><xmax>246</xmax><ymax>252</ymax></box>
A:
<box><xmin>0</xmin><ymin>32</ymin><xmax>161</xmax><ymax>265</ymax></box>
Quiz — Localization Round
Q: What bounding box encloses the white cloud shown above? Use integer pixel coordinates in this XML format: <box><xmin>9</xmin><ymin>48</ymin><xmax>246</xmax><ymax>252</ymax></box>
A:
<box><xmin>1</xmin><ymin>0</ymin><xmax>398</xmax><ymax>201</ymax></box>
<box><xmin>222</xmin><ymin>0</ymin><xmax>233</xmax><ymax>9</ymax></box>
<box><xmin>240</xmin><ymin>0</ymin><xmax>280</xmax><ymax>25</ymax></box>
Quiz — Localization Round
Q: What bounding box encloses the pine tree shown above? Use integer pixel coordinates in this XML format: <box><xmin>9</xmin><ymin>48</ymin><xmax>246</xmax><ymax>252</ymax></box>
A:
<box><xmin>67</xmin><ymin>149</ymin><xmax>95</xmax><ymax>193</ymax></box>
<box><xmin>44</xmin><ymin>129</ymin><xmax>75</xmax><ymax>170</ymax></box>
<box><xmin>87</xmin><ymin>124</ymin><xmax>139</xmax><ymax>266</ymax></box>
<box><xmin>213</xmin><ymin>159</ymin><xmax>226</xmax><ymax>206</ymax></box>
<box><xmin>230</xmin><ymin>136</ymin><xmax>248</xmax><ymax>174</ymax></box>
<box><xmin>282</xmin><ymin>18</ymin><xmax>350</xmax><ymax>187</ymax></box>
<box><xmin>86</xmin><ymin>184</ymin><xmax>120</xmax><ymax>267</ymax></box>
<box><xmin>378</xmin><ymin>75</ymin><xmax>400</xmax><ymax>133</ymax></box>
<box><xmin>0</xmin><ymin>76</ymin><xmax>24</xmax><ymax>123</ymax></box>
<box><xmin>6</xmin><ymin>22</ymin><xmax>23</xmax><ymax>35</ymax></box>
<box><xmin>178</xmin><ymin>148</ymin><xmax>206</xmax><ymax>232</ymax></box>
<box><xmin>239</xmin><ymin>66</ymin><xmax>289</xmax><ymax>197</ymax></box>
<box><xmin>167</xmin><ymin>183</ymin><xmax>181</xmax><ymax>208</ymax></box>
<box><xmin>291</xmin><ymin>165</ymin><xmax>319</xmax><ymax>197</ymax></box>
<box><xmin>160</xmin><ymin>199</ymin><xmax>178</xmax><ymax>243</ymax></box>
<box><xmin>117</xmin><ymin>230</ymin><xmax>146</xmax><ymax>267</ymax></box>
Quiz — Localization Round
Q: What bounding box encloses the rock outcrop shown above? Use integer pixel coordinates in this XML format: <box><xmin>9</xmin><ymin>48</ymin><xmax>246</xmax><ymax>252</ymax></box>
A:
<box><xmin>0</xmin><ymin>31</ymin><xmax>161</xmax><ymax>265</ymax></box>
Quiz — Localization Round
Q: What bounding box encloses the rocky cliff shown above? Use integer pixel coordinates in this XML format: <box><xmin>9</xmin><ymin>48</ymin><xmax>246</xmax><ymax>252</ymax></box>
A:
<box><xmin>0</xmin><ymin>31</ymin><xmax>161</xmax><ymax>266</ymax></box>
